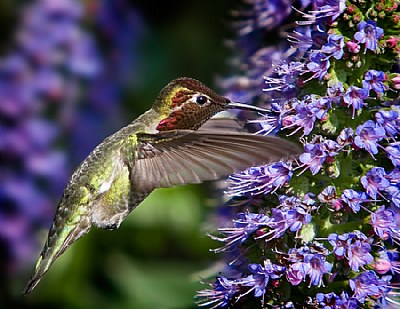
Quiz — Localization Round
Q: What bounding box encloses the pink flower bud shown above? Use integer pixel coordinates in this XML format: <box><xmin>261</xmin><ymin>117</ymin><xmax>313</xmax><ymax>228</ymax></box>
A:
<box><xmin>392</xmin><ymin>74</ymin><xmax>400</xmax><ymax>90</ymax></box>
<box><xmin>387</xmin><ymin>36</ymin><xmax>399</xmax><ymax>48</ymax></box>
<box><xmin>373</xmin><ymin>259</ymin><xmax>391</xmax><ymax>274</ymax></box>
<box><xmin>346</xmin><ymin>40</ymin><xmax>360</xmax><ymax>53</ymax></box>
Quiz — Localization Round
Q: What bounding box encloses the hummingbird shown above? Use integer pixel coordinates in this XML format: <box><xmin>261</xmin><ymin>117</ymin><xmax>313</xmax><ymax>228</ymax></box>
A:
<box><xmin>22</xmin><ymin>77</ymin><xmax>299</xmax><ymax>295</ymax></box>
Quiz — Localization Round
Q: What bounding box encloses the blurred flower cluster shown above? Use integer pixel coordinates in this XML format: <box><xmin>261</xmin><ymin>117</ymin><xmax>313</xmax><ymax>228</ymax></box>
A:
<box><xmin>0</xmin><ymin>0</ymin><xmax>140</xmax><ymax>276</ymax></box>
<box><xmin>199</xmin><ymin>0</ymin><xmax>400</xmax><ymax>308</ymax></box>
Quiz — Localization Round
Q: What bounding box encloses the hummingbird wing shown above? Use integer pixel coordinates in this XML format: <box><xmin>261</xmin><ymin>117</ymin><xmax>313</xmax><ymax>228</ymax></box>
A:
<box><xmin>132</xmin><ymin>130</ymin><xmax>300</xmax><ymax>192</ymax></box>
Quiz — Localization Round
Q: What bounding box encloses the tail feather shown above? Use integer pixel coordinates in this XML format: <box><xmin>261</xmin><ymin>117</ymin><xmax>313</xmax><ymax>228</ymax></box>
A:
<box><xmin>22</xmin><ymin>219</ymin><xmax>91</xmax><ymax>295</ymax></box>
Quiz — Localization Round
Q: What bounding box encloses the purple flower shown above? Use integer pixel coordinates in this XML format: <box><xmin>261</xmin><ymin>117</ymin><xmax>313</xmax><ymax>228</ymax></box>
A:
<box><xmin>251</xmin><ymin>103</ymin><xmax>285</xmax><ymax>135</ymax></box>
<box><xmin>262</xmin><ymin>208</ymin><xmax>289</xmax><ymax>240</ymax></box>
<box><xmin>197</xmin><ymin>276</ymin><xmax>239</xmax><ymax>308</ymax></box>
<box><xmin>286</xmin><ymin>96</ymin><xmax>332</xmax><ymax>135</ymax></box>
<box><xmin>354</xmin><ymin>120</ymin><xmax>386</xmax><ymax>157</ymax></box>
<box><xmin>303</xmin><ymin>253</ymin><xmax>332</xmax><ymax>287</ymax></box>
<box><xmin>241</xmin><ymin>261</ymin><xmax>285</xmax><ymax>297</ymax></box>
<box><xmin>341</xmin><ymin>189</ymin><xmax>368</xmax><ymax>213</ymax></box>
<box><xmin>286</xmin><ymin>261</ymin><xmax>309</xmax><ymax>286</ymax></box>
<box><xmin>287</xmin><ymin>250</ymin><xmax>332</xmax><ymax>287</ymax></box>
<box><xmin>342</xmin><ymin>86</ymin><xmax>368</xmax><ymax>119</ymax></box>
<box><xmin>211</xmin><ymin>212</ymin><xmax>270</xmax><ymax>253</ymax></box>
<box><xmin>370</xmin><ymin>206</ymin><xmax>399</xmax><ymax>240</ymax></box>
<box><xmin>291</xmin><ymin>99</ymin><xmax>318</xmax><ymax>135</ymax></box>
<box><xmin>347</xmin><ymin>240</ymin><xmax>374</xmax><ymax>271</ymax></box>
<box><xmin>354</xmin><ymin>20</ymin><xmax>384</xmax><ymax>53</ymax></box>
<box><xmin>318</xmin><ymin>186</ymin><xmax>343</xmax><ymax>211</ymax></box>
<box><xmin>321</xmin><ymin>34</ymin><xmax>344</xmax><ymax>59</ymax></box>
<box><xmin>362</xmin><ymin>70</ymin><xmax>387</xmax><ymax>96</ymax></box>
<box><xmin>328</xmin><ymin>231</ymin><xmax>369</xmax><ymax>259</ymax></box>
<box><xmin>284</xmin><ymin>206</ymin><xmax>312</xmax><ymax>232</ymax></box>
<box><xmin>349</xmin><ymin>271</ymin><xmax>390</xmax><ymax>303</ymax></box>
<box><xmin>305</xmin><ymin>52</ymin><xmax>330</xmax><ymax>80</ymax></box>
<box><xmin>360</xmin><ymin>167</ymin><xmax>390</xmax><ymax>199</ymax></box>
<box><xmin>316</xmin><ymin>292</ymin><xmax>358</xmax><ymax>309</ymax></box>
<box><xmin>299</xmin><ymin>139</ymin><xmax>340</xmax><ymax>175</ymax></box>
<box><xmin>227</xmin><ymin>162</ymin><xmax>293</xmax><ymax>196</ymax></box>
<box><xmin>385</xmin><ymin>143</ymin><xmax>400</xmax><ymax>167</ymax></box>
<box><xmin>374</xmin><ymin>249</ymin><xmax>400</xmax><ymax>275</ymax></box>
<box><xmin>375</xmin><ymin>108</ymin><xmax>400</xmax><ymax>137</ymax></box>
<box><xmin>336</xmin><ymin>127</ymin><xmax>354</xmax><ymax>146</ymax></box>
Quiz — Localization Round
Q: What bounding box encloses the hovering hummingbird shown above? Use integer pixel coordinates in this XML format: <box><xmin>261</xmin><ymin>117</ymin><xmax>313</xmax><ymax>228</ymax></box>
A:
<box><xmin>22</xmin><ymin>77</ymin><xmax>299</xmax><ymax>295</ymax></box>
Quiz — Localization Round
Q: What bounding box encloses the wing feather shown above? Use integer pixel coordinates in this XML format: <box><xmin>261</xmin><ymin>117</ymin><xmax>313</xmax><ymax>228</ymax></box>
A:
<box><xmin>132</xmin><ymin>130</ymin><xmax>300</xmax><ymax>191</ymax></box>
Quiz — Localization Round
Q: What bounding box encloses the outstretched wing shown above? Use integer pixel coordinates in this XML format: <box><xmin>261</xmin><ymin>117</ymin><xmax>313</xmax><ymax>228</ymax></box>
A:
<box><xmin>132</xmin><ymin>130</ymin><xmax>300</xmax><ymax>192</ymax></box>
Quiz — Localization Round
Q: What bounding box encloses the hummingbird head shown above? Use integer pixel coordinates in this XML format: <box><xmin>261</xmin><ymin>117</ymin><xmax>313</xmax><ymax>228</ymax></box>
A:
<box><xmin>153</xmin><ymin>77</ymin><xmax>267</xmax><ymax>131</ymax></box>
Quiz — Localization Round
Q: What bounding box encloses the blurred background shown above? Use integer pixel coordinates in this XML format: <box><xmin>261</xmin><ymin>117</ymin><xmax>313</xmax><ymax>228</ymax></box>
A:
<box><xmin>0</xmin><ymin>0</ymin><xmax>243</xmax><ymax>308</ymax></box>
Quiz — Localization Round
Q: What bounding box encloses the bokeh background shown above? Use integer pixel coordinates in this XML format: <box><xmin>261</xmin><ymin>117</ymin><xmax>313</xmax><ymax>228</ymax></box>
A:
<box><xmin>0</xmin><ymin>0</ymin><xmax>243</xmax><ymax>308</ymax></box>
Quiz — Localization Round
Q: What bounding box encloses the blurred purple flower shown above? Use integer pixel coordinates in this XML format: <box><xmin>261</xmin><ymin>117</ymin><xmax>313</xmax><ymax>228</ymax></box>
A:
<box><xmin>385</xmin><ymin>143</ymin><xmax>400</xmax><ymax>167</ymax></box>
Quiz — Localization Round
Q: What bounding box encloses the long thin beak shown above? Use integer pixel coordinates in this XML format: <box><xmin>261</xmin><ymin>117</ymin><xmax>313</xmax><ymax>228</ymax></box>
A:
<box><xmin>226</xmin><ymin>101</ymin><xmax>269</xmax><ymax>113</ymax></box>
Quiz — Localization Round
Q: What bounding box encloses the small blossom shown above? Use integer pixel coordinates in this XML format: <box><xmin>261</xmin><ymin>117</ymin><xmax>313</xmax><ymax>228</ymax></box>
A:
<box><xmin>385</xmin><ymin>143</ymin><xmax>400</xmax><ymax>167</ymax></box>
<box><xmin>305</xmin><ymin>52</ymin><xmax>330</xmax><ymax>80</ymax></box>
<box><xmin>327</xmin><ymin>82</ymin><xmax>344</xmax><ymax>104</ymax></box>
<box><xmin>211</xmin><ymin>212</ymin><xmax>270</xmax><ymax>253</ymax></box>
<box><xmin>241</xmin><ymin>261</ymin><xmax>285</xmax><ymax>297</ymax></box>
<box><xmin>227</xmin><ymin>162</ymin><xmax>293</xmax><ymax>196</ymax></box>
<box><xmin>375</xmin><ymin>108</ymin><xmax>400</xmax><ymax>137</ymax></box>
<box><xmin>360</xmin><ymin>167</ymin><xmax>390</xmax><ymax>199</ymax></box>
<box><xmin>362</xmin><ymin>70</ymin><xmax>387</xmax><ymax>95</ymax></box>
<box><xmin>318</xmin><ymin>185</ymin><xmax>343</xmax><ymax>211</ymax></box>
<box><xmin>321</xmin><ymin>34</ymin><xmax>344</xmax><ymax>59</ymax></box>
<box><xmin>303</xmin><ymin>253</ymin><xmax>332</xmax><ymax>287</ymax></box>
<box><xmin>354</xmin><ymin>120</ymin><xmax>386</xmax><ymax>157</ymax></box>
<box><xmin>349</xmin><ymin>271</ymin><xmax>390</xmax><ymax>303</ymax></box>
<box><xmin>299</xmin><ymin>138</ymin><xmax>340</xmax><ymax>175</ymax></box>
<box><xmin>342</xmin><ymin>86</ymin><xmax>368</xmax><ymax>119</ymax></box>
<box><xmin>197</xmin><ymin>277</ymin><xmax>239</xmax><ymax>308</ymax></box>
<box><xmin>316</xmin><ymin>292</ymin><xmax>358</xmax><ymax>309</ymax></box>
<box><xmin>354</xmin><ymin>20</ymin><xmax>384</xmax><ymax>53</ymax></box>
<box><xmin>347</xmin><ymin>240</ymin><xmax>374</xmax><ymax>271</ymax></box>
<box><xmin>370</xmin><ymin>206</ymin><xmax>399</xmax><ymax>240</ymax></box>
<box><xmin>336</xmin><ymin>127</ymin><xmax>354</xmax><ymax>146</ymax></box>
<box><xmin>341</xmin><ymin>189</ymin><xmax>368</xmax><ymax>213</ymax></box>
<box><xmin>374</xmin><ymin>249</ymin><xmax>400</xmax><ymax>275</ymax></box>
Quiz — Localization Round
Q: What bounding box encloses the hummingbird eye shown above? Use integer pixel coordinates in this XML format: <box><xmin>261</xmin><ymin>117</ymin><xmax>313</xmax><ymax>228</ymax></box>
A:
<box><xmin>195</xmin><ymin>95</ymin><xmax>208</xmax><ymax>105</ymax></box>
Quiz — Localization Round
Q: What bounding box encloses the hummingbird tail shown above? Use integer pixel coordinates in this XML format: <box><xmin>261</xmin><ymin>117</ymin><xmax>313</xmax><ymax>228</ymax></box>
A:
<box><xmin>22</xmin><ymin>219</ymin><xmax>91</xmax><ymax>295</ymax></box>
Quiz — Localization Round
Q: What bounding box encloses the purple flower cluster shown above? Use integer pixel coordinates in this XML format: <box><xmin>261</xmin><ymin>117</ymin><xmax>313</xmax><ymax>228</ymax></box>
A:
<box><xmin>199</xmin><ymin>0</ymin><xmax>400</xmax><ymax>307</ymax></box>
